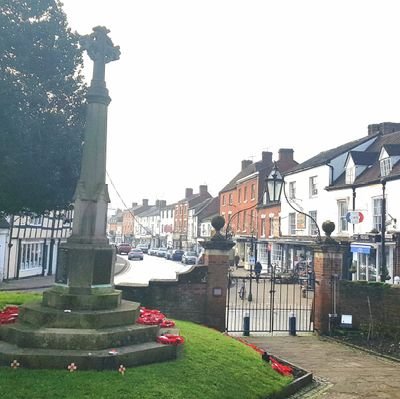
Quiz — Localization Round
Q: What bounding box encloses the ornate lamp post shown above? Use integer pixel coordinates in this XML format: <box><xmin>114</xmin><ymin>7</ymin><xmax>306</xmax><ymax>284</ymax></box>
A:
<box><xmin>380</xmin><ymin>179</ymin><xmax>389</xmax><ymax>282</ymax></box>
<box><xmin>265</xmin><ymin>163</ymin><xmax>321</xmax><ymax>241</ymax></box>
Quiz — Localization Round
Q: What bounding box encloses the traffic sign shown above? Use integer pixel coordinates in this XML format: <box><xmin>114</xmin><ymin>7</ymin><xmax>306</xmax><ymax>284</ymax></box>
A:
<box><xmin>346</xmin><ymin>211</ymin><xmax>364</xmax><ymax>224</ymax></box>
<box><xmin>249</xmin><ymin>256</ymin><xmax>255</xmax><ymax>266</ymax></box>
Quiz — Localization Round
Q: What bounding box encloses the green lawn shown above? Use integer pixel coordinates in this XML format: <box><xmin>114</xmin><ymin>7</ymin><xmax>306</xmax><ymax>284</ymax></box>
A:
<box><xmin>0</xmin><ymin>292</ymin><xmax>291</xmax><ymax>399</ymax></box>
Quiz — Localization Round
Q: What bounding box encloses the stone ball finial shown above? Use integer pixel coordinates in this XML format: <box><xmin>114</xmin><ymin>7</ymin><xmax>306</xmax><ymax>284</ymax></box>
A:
<box><xmin>322</xmin><ymin>220</ymin><xmax>335</xmax><ymax>237</ymax></box>
<box><xmin>211</xmin><ymin>216</ymin><xmax>225</xmax><ymax>233</ymax></box>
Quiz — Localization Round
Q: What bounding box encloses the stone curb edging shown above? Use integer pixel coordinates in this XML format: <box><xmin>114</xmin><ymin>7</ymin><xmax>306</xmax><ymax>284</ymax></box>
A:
<box><xmin>265</xmin><ymin>356</ymin><xmax>313</xmax><ymax>399</ymax></box>
<box><xmin>322</xmin><ymin>335</ymin><xmax>400</xmax><ymax>364</ymax></box>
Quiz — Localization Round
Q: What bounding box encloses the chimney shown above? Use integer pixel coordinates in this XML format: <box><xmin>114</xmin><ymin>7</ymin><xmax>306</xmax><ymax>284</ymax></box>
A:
<box><xmin>155</xmin><ymin>200</ymin><xmax>160</xmax><ymax>208</ymax></box>
<box><xmin>185</xmin><ymin>188</ymin><xmax>193</xmax><ymax>198</ymax></box>
<box><xmin>199</xmin><ymin>185</ymin><xmax>208</xmax><ymax>195</ymax></box>
<box><xmin>241</xmin><ymin>160</ymin><xmax>252</xmax><ymax>170</ymax></box>
<box><xmin>278</xmin><ymin>148</ymin><xmax>294</xmax><ymax>163</ymax></box>
<box><xmin>368</xmin><ymin>122</ymin><xmax>400</xmax><ymax>136</ymax></box>
<box><xmin>160</xmin><ymin>200</ymin><xmax>167</xmax><ymax>208</ymax></box>
<box><xmin>142</xmin><ymin>199</ymin><xmax>149</xmax><ymax>207</ymax></box>
<box><xmin>262</xmin><ymin>151</ymin><xmax>273</xmax><ymax>165</ymax></box>
<box><xmin>131</xmin><ymin>202</ymin><xmax>138</xmax><ymax>208</ymax></box>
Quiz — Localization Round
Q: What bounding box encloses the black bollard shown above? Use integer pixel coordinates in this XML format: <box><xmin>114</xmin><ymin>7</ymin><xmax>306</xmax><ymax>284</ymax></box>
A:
<box><xmin>289</xmin><ymin>312</ymin><xmax>296</xmax><ymax>336</ymax></box>
<box><xmin>243</xmin><ymin>314</ymin><xmax>250</xmax><ymax>336</ymax></box>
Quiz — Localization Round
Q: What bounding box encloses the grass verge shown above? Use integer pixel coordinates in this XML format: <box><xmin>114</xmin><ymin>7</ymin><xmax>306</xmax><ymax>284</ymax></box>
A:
<box><xmin>0</xmin><ymin>292</ymin><xmax>291</xmax><ymax>399</ymax></box>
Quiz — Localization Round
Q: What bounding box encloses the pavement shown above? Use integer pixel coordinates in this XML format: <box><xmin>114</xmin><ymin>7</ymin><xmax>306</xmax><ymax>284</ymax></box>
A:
<box><xmin>0</xmin><ymin>256</ymin><xmax>129</xmax><ymax>292</ymax></box>
<box><xmin>244</xmin><ymin>334</ymin><xmax>400</xmax><ymax>398</ymax></box>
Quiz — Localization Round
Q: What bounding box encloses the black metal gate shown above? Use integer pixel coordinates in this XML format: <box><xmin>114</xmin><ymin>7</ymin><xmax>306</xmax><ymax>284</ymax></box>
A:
<box><xmin>226</xmin><ymin>270</ymin><xmax>314</xmax><ymax>333</ymax></box>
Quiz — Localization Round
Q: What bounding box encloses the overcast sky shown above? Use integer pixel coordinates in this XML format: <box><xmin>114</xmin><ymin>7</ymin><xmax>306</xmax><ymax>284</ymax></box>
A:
<box><xmin>62</xmin><ymin>0</ymin><xmax>400</xmax><ymax>210</ymax></box>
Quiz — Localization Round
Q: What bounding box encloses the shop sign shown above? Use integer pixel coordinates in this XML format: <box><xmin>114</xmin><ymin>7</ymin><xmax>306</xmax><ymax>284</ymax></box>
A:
<box><xmin>296</xmin><ymin>214</ymin><xmax>306</xmax><ymax>230</ymax></box>
<box><xmin>352</xmin><ymin>233</ymin><xmax>381</xmax><ymax>243</ymax></box>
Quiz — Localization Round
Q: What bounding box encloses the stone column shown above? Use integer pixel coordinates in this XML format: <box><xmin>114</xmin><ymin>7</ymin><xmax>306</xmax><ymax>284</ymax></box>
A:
<box><xmin>313</xmin><ymin>221</ymin><xmax>346</xmax><ymax>334</ymax></box>
<box><xmin>44</xmin><ymin>27</ymin><xmax>122</xmax><ymax>309</ymax></box>
<box><xmin>201</xmin><ymin>216</ymin><xmax>235</xmax><ymax>331</ymax></box>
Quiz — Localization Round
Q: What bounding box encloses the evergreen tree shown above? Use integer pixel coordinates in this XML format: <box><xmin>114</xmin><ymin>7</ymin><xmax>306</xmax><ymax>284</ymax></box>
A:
<box><xmin>0</xmin><ymin>0</ymin><xmax>86</xmax><ymax>215</ymax></box>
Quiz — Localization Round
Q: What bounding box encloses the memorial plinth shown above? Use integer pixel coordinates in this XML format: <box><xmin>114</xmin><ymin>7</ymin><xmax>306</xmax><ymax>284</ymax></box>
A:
<box><xmin>0</xmin><ymin>27</ymin><xmax>179</xmax><ymax>369</ymax></box>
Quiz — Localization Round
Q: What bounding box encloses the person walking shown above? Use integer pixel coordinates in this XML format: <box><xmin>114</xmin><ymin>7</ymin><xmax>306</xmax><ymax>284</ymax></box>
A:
<box><xmin>254</xmin><ymin>261</ymin><xmax>262</xmax><ymax>283</ymax></box>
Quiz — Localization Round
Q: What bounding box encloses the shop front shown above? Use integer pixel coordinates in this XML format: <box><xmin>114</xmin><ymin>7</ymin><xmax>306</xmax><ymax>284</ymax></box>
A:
<box><xmin>350</xmin><ymin>233</ymin><xmax>395</xmax><ymax>283</ymax></box>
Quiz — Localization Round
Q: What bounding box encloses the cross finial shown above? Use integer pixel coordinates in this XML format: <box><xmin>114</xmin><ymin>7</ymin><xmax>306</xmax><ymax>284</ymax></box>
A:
<box><xmin>80</xmin><ymin>26</ymin><xmax>120</xmax><ymax>83</ymax></box>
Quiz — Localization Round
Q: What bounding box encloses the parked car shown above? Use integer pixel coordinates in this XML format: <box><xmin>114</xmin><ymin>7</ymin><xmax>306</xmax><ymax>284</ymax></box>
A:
<box><xmin>117</xmin><ymin>243</ymin><xmax>132</xmax><ymax>255</ymax></box>
<box><xmin>128</xmin><ymin>248</ymin><xmax>144</xmax><ymax>260</ymax></box>
<box><xmin>171</xmin><ymin>249</ymin><xmax>184</xmax><ymax>261</ymax></box>
<box><xmin>165</xmin><ymin>249</ymin><xmax>174</xmax><ymax>260</ymax></box>
<box><xmin>182</xmin><ymin>251</ymin><xmax>197</xmax><ymax>265</ymax></box>
<box><xmin>157</xmin><ymin>248</ymin><xmax>168</xmax><ymax>258</ymax></box>
<box><xmin>148</xmin><ymin>247</ymin><xmax>159</xmax><ymax>256</ymax></box>
<box><xmin>136</xmin><ymin>244</ymin><xmax>149</xmax><ymax>254</ymax></box>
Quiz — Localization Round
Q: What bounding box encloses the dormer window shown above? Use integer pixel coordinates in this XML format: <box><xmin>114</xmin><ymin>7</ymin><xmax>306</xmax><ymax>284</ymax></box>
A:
<box><xmin>380</xmin><ymin>157</ymin><xmax>392</xmax><ymax>177</ymax></box>
<box><xmin>345</xmin><ymin>166</ymin><xmax>355</xmax><ymax>184</ymax></box>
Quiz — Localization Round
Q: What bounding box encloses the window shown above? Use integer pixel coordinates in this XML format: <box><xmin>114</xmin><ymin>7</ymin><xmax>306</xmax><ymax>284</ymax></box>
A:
<box><xmin>229</xmin><ymin>193</ymin><xmax>233</xmax><ymax>205</ymax></box>
<box><xmin>309</xmin><ymin>211</ymin><xmax>318</xmax><ymax>236</ymax></box>
<box><xmin>243</xmin><ymin>187</ymin><xmax>247</xmax><ymax>202</ymax></box>
<box><xmin>20</xmin><ymin>242</ymin><xmax>43</xmax><ymax>270</ymax></box>
<box><xmin>309</xmin><ymin>176</ymin><xmax>318</xmax><ymax>197</ymax></box>
<box><xmin>251</xmin><ymin>184</ymin><xmax>255</xmax><ymax>200</ymax></box>
<box><xmin>260</xmin><ymin>216</ymin><xmax>265</xmax><ymax>237</ymax></box>
<box><xmin>337</xmin><ymin>200</ymin><xmax>348</xmax><ymax>232</ymax></box>
<box><xmin>237</xmin><ymin>213</ymin><xmax>241</xmax><ymax>231</ymax></box>
<box><xmin>222</xmin><ymin>195</ymin><xmax>226</xmax><ymax>206</ymax></box>
<box><xmin>288</xmin><ymin>182</ymin><xmax>296</xmax><ymax>199</ymax></box>
<box><xmin>242</xmin><ymin>210</ymin><xmax>247</xmax><ymax>231</ymax></box>
<box><xmin>288</xmin><ymin>213</ymin><xmax>296</xmax><ymax>235</ymax></box>
<box><xmin>373</xmin><ymin>197</ymin><xmax>383</xmax><ymax>231</ymax></box>
<box><xmin>250</xmin><ymin>210</ymin><xmax>254</xmax><ymax>231</ymax></box>
<box><xmin>345</xmin><ymin>166</ymin><xmax>355</xmax><ymax>184</ymax></box>
<box><xmin>380</xmin><ymin>158</ymin><xmax>391</xmax><ymax>177</ymax></box>
<box><xmin>269</xmin><ymin>216</ymin><xmax>274</xmax><ymax>236</ymax></box>
<box><xmin>28</xmin><ymin>216</ymin><xmax>43</xmax><ymax>226</ymax></box>
<box><xmin>238</xmin><ymin>188</ymin><xmax>241</xmax><ymax>203</ymax></box>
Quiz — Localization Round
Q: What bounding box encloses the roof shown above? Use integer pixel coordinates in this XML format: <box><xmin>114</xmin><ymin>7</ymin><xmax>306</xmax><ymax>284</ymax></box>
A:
<box><xmin>194</xmin><ymin>197</ymin><xmax>219</xmax><ymax>218</ymax></box>
<box><xmin>348</xmin><ymin>151</ymin><xmax>378</xmax><ymax>166</ymax></box>
<box><xmin>285</xmin><ymin>134</ymin><xmax>377</xmax><ymax>175</ymax></box>
<box><xmin>328</xmin><ymin>130</ymin><xmax>400</xmax><ymax>190</ymax></box>
<box><xmin>0</xmin><ymin>217</ymin><xmax>10</xmax><ymax>229</ymax></box>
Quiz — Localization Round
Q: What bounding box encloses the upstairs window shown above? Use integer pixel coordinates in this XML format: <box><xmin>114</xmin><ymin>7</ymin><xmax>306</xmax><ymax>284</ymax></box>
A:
<box><xmin>373</xmin><ymin>197</ymin><xmax>383</xmax><ymax>231</ymax></box>
<box><xmin>251</xmin><ymin>184</ymin><xmax>256</xmax><ymax>200</ymax></box>
<box><xmin>380</xmin><ymin>157</ymin><xmax>391</xmax><ymax>177</ymax></box>
<box><xmin>243</xmin><ymin>187</ymin><xmax>247</xmax><ymax>202</ymax></box>
<box><xmin>288</xmin><ymin>182</ymin><xmax>296</xmax><ymax>199</ymax></box>
<box><xmin>288</xmin><ymin>213</ymin><xmax>296</xmax><ymax>235</ymax></box>
<box><xmin>309</xmin><ymin>211</ymin><xmax>318</xmax><ymax>236</ymax></box>
<box><xmin>337</xmin><ymin>200</ymin><xmax>348</xmax><ymax>233</ymax></box>
<box><xmin>345</xmin><ymin>166</ymin><xmax>355</xmax><ymax>184</ymax></box>
<box><xmin>229</xmin><ymin>193</ymin><xmax>233</xmax><ymax>205</ymax></box>
<box><xmin>222</xmin><ymin>195</ymin><xmax>226</xmax><ymax>206</ymax></box>
<box><xmin>309</xmin><ymin>176</ymin><xmax>318</xmax><ymax>197</ymax></box>
<box><xmin>238</xmin><ymin>188</ymin><xmax>241</xmax><ymax>203</ymax></box>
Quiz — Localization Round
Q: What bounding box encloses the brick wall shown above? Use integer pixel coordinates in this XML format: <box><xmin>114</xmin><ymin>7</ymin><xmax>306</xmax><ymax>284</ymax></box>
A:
<box><xmin>338</xmin><ymin>281</ymin><xmax>400</xmax><ymax>339</ymax></box>
<box><xmin>116</xmin><ymin>265</ymin><xmax>208</xmax><ymax>324</ymax></box>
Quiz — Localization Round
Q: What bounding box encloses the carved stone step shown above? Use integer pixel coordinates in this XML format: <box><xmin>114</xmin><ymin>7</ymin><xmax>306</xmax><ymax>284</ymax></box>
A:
<box><xmin>0</xmin><ymin>339</ymin><xmax>180</xmax><ymax>370</ymax></box>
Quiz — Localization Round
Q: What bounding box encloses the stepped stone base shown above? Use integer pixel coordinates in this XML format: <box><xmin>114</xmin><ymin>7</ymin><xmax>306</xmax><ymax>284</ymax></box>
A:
<box><xmin>0</xmin><ymin>340</ymin><xmax>180</xmax><ymax>370</ymax></box>
<box><xmin>0</xmin><ymin>299</ymin><xmax>182</xmax><ymax>370</ymax></box>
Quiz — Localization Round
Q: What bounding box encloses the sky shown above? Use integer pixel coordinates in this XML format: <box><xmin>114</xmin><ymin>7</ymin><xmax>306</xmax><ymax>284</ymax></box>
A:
<box><xmin>61</xmin><ymin>0</ymin><xmax>400</xmax><ymax>211</ymax></box>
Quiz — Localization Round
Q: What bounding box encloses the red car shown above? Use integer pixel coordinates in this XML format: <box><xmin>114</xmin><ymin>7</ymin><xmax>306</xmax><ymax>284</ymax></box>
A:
<box><xmin>117</xmin><ymin>243</ymin><xmax>132</xmax><ymax>255</ymax></box>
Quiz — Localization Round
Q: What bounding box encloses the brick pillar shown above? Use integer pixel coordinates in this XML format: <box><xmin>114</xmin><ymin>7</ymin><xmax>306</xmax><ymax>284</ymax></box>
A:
<box><xmin>201</xmin><ymin>216</ymin><xmax>235</xmax><ymax>332</ymax></box>
<box><xmin>313</xmin><ymin>241</ymin><xmax>346</xmax><ymax>334</ymax></box>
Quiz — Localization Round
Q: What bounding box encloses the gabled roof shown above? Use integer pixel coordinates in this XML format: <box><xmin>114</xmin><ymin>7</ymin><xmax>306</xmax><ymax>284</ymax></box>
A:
<box><xmin>328</xmin><ymin>129</ymin><xmax>400</xmax><ymax>190</ymax></box>
<box><xmin>285</xmin><ymin>134</ymin><xmax>377</xmax><ymax>176</ymax></box>
<box><xmin>193</xmin><ymin>197</ymin><xmax>219</xmax><ymax>218</ymax></box>
<box><xmin>138</xmin><ymin>206</ymin><xmax>159</xmax><ymax>218</ymax></box>
<box><xmin>348</xmin><ymin>151</ymin><xmax>378</xmax><ymax>166</ymax></box>
<box><xmin>381</xmin><ymin>144</ymin><xmax>400</xmax><ymax>157</ymax></box>
<box><xmin>0</xmin><ymin>217</ymin><xmax>10</xmax><ymax>229</ymax></box>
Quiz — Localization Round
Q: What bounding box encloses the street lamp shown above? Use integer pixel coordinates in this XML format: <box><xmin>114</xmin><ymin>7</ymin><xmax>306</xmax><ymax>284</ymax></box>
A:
<box><xmin>265</xmin><ymin>163</ymin><xmax>321</xmax><ymax>242</ymax></box>
<box><xmin>380</xmin><ymin>179</ymin><xmax>389</xmax><ymax>282</ymax></box>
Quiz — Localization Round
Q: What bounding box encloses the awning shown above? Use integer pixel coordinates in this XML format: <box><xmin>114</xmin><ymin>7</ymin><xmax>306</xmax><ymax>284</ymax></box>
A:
<box><xmin>350</xmin><ymin>244</ymin><xmax>373</xmax><ymax>254</ymax></box>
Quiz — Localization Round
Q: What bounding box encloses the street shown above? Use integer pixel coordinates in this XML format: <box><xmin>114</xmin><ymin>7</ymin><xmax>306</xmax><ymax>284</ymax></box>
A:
<box><xmin>114</xmin><ymin>254</ymin><xmax>190</xmax><ymax>285</ymax></box>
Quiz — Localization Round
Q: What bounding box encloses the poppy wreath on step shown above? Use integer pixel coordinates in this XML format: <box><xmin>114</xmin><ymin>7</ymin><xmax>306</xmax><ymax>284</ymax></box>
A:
<box><xmin>156</xmin><ymin>334</ymin><xmax>184</xmax><ymax>345</ymax></box>
<box><xmin>137</xmin><ymin>307</ymin><xmax>166</xmax><ymax>325</ymax></box>
<box><xmin>0</xmin><ymin>306</ymin><xmax>19</xmax><ymax>325</ymax></box>
<box><xmin>159</xmin><ymin>319</ymin><xmax>175</xmax><ymax>328</ymax></box>
<box><xmin>270</xmin><ymin>357</ymin><xmax>293</xmax><ymax>376</ymax></box>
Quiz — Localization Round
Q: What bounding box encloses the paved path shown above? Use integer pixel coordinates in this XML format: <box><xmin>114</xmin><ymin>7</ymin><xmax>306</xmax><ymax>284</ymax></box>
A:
<box><xmin>0</xmin><ymin>256</ymin><xmax>128</xmax><ymax>292</ymax></box>
<box><xmin>245</xmin><ymin>335</ymin><xmax>400</xmax><ymax>398</ymax></box>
